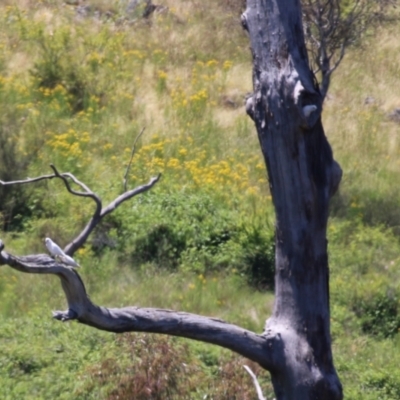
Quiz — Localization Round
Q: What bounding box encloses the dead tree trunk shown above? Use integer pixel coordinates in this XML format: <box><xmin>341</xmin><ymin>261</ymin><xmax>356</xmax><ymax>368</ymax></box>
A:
<box><xmin>243</xmin><ymin>0</ymin><xmax>343</xmax><ymax>398</ymax></box>
<box><xmin>0</xmin><ymin>1</ymin><xmax>344</xmax><ymax>398</ymax></box>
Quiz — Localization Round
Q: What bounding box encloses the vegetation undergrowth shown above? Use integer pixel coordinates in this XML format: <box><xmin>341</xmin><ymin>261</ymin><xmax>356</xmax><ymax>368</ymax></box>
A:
<box><xmin>0</xmin><ymin>0</ymin><xmax>400</xmax><ymax>398</ymax></box>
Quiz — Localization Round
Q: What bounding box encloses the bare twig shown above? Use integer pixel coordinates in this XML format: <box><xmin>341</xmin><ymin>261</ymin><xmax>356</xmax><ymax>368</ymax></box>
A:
<box><xmin>123</xmin><ymin>127</ymin><xmax>146</xmax><ymax>192</ymax></box>
<box><xmin>0</xmin><ymin>239</ymin><xmax>277</xmax><ymax>371</ymax></box>
<box><xmin>243</xmin><ymin>365</ymin><xmax>267</xmax><ymax>400</ymax></box>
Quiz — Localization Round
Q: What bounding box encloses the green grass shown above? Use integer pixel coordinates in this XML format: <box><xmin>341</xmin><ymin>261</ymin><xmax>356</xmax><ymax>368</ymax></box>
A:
<box><xmin>1</xmin><ymin>0</ymin><xmax>400</xmax><ymax>398</ymax></box>
<box><xmin>0</xmin><ymin>261</ymin><xmax>274</xmax><ymax>399</ymax></box>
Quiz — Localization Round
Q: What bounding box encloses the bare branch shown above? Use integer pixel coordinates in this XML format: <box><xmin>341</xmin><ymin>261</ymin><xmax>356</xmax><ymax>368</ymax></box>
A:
<box><xmin>49</xmin><ymin>164</ymin><xmax>103</xmax><ymax>215</ymax></box>
<box><xmin>0</xmin><ymin>173</ymin><xmax>56</xmax><ymax>186</ymax></box>
<box><xmin>51</xmin><ymin>165</ymin><xmax>96</xmax><ymax>195</ymax></box>
<box><xmin>0</xmin><ymin>165</ymin><xmax>160</xmax><ymax>257</ymax></box>
<box><xmin>0</xmin><ymin>164</ymin><xmax>103</xmax><ymax>213</ymax></box>
<box><xmin>102</xmin><ymin>174</ymin><xmax>161</xmax><ymax>217</ymax></box>
<box><xmin>244</xmin><ymin>365</ymin><xmax>267</xmax><ymax>400</ymax></box>
<box><xmin>0</xmin><ymin>240</ymin><xmax>277</xmax><ymax>371</ymax></box>
<box><xmin>64</xmin><ymin>174</ymin><xmax>161</xmax><ymax>255</ymax></box>
<box><xmin>123</xmin><ymin>127</ymin><xmax>146</xmax><ymax>192</ymax></box>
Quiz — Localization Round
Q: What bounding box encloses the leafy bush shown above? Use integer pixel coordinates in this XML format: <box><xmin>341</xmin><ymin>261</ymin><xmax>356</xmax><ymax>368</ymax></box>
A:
<box><xmin>331</xmin><ymin>185</ymin><xmax>400</xmax><ymax>235</ymax></box>
<box><xmin>119</xmin><ymin>191</ymin><xmax>233</xmax><ymax>269</ymax></box>
<box><xmin>132</xmin><ymin>223</ymin><xmax>187</xmax><ymax>270</ymax></box>
<box><xmin>329</xmin><ymin>220</ymin><xmax>400</xmax><ymax>338</ymax></box>
<box><xmin>0</xmin><ymin>85</ymin><xmax>42</xmax><ymax>231</ymax></box>
<box><xmin>234</xmin><ymin>225</ymin><xmax>275</xmax><ymax>289</ymax></box>
<box><xmin>114</xmin><ymin>191</ymin><xmax>275</xmax><ymax>288</ymax></box>
<box><xmin>363</xmin><ymin>369</ymin><xmax>400</xmax><ymax>399</ymax></box>
<box><xmin>354</xmin><ymin>289</ymin><xmax>400</xmax><ymax>339</ymax></box>
<box><xmin>31</xmin><ymin>27</ymin><xmax>92</xmax><ymax>114</ymax></box>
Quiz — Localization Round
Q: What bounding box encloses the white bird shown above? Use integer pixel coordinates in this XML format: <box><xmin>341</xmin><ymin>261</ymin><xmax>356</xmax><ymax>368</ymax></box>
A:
<box><xmin>60</xmin><ymin>254</ymin><xmax>80</xmax><ymax>268</ymax></box>
<box><xmin>45</xmin><ymin>237</ymin><xmax>80</xmax><ymax>268</ymax></box>
<box><xmin>303</xmin><ymin>104</ymin><xmax>317</xmax><ymax>118</ymax></box>
<box><xmin>45</xmin><ymin>237</ymin><xmax>65</xmax><ymax>258</ymax></box>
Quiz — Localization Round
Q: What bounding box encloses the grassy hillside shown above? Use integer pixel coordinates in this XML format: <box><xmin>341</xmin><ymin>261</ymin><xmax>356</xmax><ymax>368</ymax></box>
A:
<box><xmin>1</xmin><ymin>1</ymin><xmax>400</xmax><ymax>398</ymax></box>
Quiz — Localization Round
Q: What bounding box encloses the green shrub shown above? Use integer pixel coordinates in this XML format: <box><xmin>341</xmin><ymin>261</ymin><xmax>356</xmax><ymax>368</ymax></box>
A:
<box><xmin>131</xmin><ymin>223</ymin><xmax>187</xmax><ymax>270</ymax></box>
<box><xmin>30</xmin><ymin>27</ymin><xmax>91</xmax><ymax>114</ymax></box>
<box><xmin>354</xmin><ymin>290</ymin><xmax>400</xmax><ymax>339</ymax></box>
<box><xmin>117</xmin><ymin>191</ymin><xmax>235</xmax><ymax>268</ymax></box>
<box><xmin>235</xmin><ymin>225</ymin><xmax>275</xmax><ymax>290</ymax></box>
<box><xmin>0</xmin><ymin>91</ymin><xmax>40</xmax><ymax>231</ymax></box>
<box><xmin>363</xmin><ymin>369</ymin><xmax>400</xmax><ymax>399</ymax></box>
<box><xmin>113</xmin><ymin>190</ymin><xmax>275</xmax><ymax>288</ymax></box>
<box><xmin>331</xmin><ymin>186</ymin><xmax>400</xmax><ymax>235</ymax></box>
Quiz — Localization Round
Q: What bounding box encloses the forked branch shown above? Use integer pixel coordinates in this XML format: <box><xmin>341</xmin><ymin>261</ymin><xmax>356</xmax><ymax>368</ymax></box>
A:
<box><xmin>49</xmin><ymin>164</ymin><xmax>102</xmax><ymax>214</ymax></box>
<box><xmin>0</xmin><ymin>165</ymin><xmax>161</xmax><ymax>256</ymax></box>
<box><xmin>64</xmin><ymin>173</ymin><xmax>161</xmax><ymax>256</ymax></box>
<box><xmin>0</xmin><ymin>240</ymin><xmax>277</xmax><ymax>371</ymax></box>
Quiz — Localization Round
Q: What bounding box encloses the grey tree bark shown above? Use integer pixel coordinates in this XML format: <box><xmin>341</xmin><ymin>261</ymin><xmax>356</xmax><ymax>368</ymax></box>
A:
<box><xmin>243</xmin><ymin>0</ymin><xmax>342</xmax><ymax>398</ymax></box>
<box><xmin>0</xmin><ymin>1</ymin><xmax>344</xmax><ymax>398</ymax></box>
